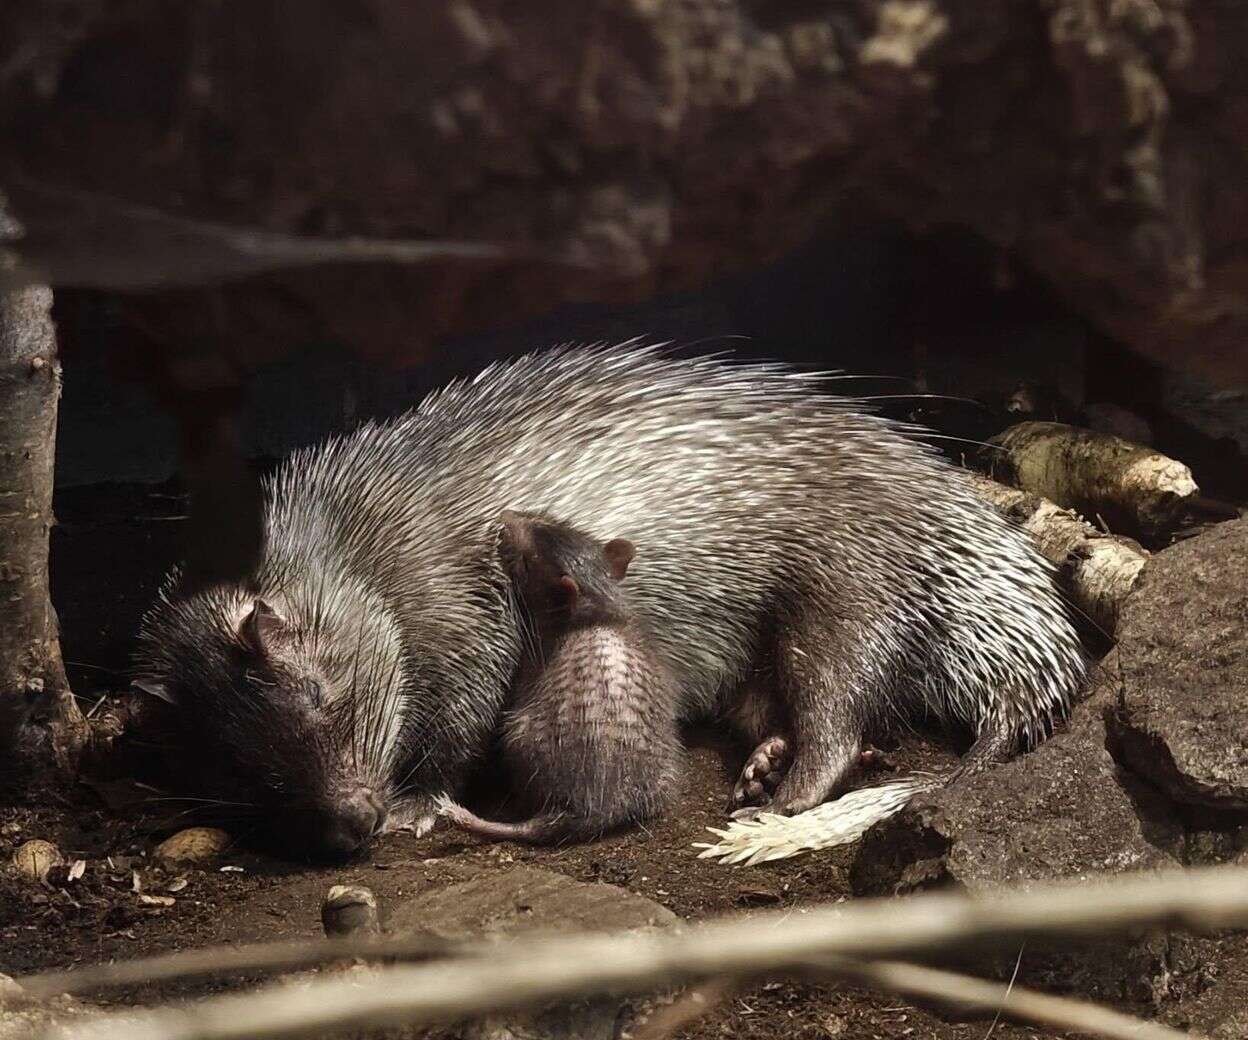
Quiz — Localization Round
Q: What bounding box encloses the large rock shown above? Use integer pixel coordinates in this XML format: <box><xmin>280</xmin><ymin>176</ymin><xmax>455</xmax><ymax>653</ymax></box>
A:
<box><xmin>851</xmin><ymin>681</ymin><xmax>1182</xmax><ymax>897</ymax></box>
<box><xmin>851</xmin><ymin>677</ymin><xmax>1184</xmax><ymax>1001</ymax></box>
<box><xmin>1161</xmin><ymin>933</ymin><xmax>1248</xmax><ymax>1039</ymax></box>
<box><xmin>387</xmin><ymin>865</ymin><xmax>680</xmax><ymax>1040</ymax></box>
<box><xmin>2</xmin><ymin>1</ymin><xmax>1247</xmax><ymax>387</ymax></box>
<box><xmin>1107</xmin><ymin>519</ymin><xmax>1248</xmax><ymax>812</ymax></box>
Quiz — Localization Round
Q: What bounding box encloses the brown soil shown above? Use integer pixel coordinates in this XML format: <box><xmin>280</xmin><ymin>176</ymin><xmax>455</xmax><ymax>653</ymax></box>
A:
<box><xmin>2</xmin><ymin>733</ymin><xmax>1073</xmax><ymax>1040</ymax></box>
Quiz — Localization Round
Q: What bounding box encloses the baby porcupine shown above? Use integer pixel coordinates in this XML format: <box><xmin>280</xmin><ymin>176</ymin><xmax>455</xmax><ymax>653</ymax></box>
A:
<box><xmin>440</xmin><ymin>509</ymin><xmax>682</xmax><ymax>844</ymax></box>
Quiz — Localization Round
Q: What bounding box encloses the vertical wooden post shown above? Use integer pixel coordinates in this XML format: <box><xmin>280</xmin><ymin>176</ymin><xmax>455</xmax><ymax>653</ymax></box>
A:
<box><xmin>0</xmin><ymin>274</ymin><xmax>86</xmax><ymax>772</ymax></box>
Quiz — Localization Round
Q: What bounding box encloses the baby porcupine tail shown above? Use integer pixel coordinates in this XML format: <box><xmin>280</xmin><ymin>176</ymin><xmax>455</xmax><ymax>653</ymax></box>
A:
<box><xmin>694</xmin><ymin>778</ymin><xmax>931</xmax><ymax>866</ymax></box>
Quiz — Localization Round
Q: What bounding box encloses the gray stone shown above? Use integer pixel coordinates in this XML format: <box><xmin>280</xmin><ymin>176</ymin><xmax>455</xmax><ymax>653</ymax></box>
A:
<box><xmin>851</xmin><ymin>678</ymin><xmax>1183</xmax><ymax>1002</ymax></box>
<box><xmin>388</xmin><ymin>865</ymin><xmax>680</xmax><ymax>1040</ymax></box>
<box><xmin>1107</xmin><ymin>519</ymin><xmax>1248</xmax><ymax>811</ymax></box>
<box><xmin>0</xmin><ymin>974</ymin><xmax>93</xmax><ymax>1040</ymax></box>
<box><xmin>1161</xmin><ymin>933</ymin><xmax>1248</xmax><ymax>1039</ymax></box>
<box><xmin>851</xmin><ymin>681</ymin><xmax>1182</xmax><ymax>898</ymax></box>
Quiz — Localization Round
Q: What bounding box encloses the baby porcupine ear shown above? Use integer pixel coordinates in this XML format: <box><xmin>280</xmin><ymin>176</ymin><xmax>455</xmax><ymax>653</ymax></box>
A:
<box><xmin>603</xmin><ymin>539</ymin><xmax>635</xmax><ymax>581</ymax></box>
<box><xmin>557</xmin><ymin>574</ymin><xmax>580</xmax><ymax>607</ymax></box>
<box><xmin>239</xmin><ymin>599</ymin><xmax>290</xmax><ymax>655</ymax></box>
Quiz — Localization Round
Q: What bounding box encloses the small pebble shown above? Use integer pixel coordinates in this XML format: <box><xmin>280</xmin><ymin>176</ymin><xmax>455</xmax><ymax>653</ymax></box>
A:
<box><xmin>321</xmin><ymin>884</ymin><xmax>380</xmax><ymax>937</ymax></box>
<box><xmin>154</xmin><ymin>827</ymin><xmax>230</xmax><ymax>867</ymax></box>
<box><xmin>11</xmin><ymin>840</ymin><xmax>62</xmax><ymax>881</ymax></box>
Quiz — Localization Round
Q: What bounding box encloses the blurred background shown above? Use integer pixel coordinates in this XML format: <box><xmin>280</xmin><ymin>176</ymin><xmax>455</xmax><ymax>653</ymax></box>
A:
<box><xmin>1</xmin><ymin>0</ymin><xmax>1244</xmax><ymax>696</ymax></box>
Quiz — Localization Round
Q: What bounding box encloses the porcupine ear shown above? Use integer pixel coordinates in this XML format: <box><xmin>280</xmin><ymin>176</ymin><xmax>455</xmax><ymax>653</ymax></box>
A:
<box><xmin>498</xmin><ymin>509</ymin><xmax>534</xmax><ymax>558</ymax></box>
<box><xmin>238</xmin><ymin>599</ymin><xmax>290</xmax><ymax>655</ymax></box>
<box><xmin>557</xmin><ymin>574</ymin><xmax>580</xmax><ymax>606</ymax></box>
<box><xmin>602</xmin><ymin>539</ymin><xmax>635</xmax><ymax>581</ymax></box>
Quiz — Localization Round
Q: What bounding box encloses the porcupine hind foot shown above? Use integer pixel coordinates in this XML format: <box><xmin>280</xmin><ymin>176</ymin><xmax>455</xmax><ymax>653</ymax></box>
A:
<box><xmin>732</xmin><ymin>618</ymin><xmax>869</xmax><ymax>819</ymax></box>
<box><xmin>730</xmin><ymin>736</ymin><xmax>791</xmax><ymax>813</ymax></box>
<box><xmin>730</xmin><ymin>740</ymin><xmax>893</xmax><ymax>818</ymax></box>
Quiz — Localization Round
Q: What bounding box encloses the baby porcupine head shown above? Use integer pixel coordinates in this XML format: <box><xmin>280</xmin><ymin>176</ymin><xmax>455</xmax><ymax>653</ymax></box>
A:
<box><xmin>498</xmin><ymin>508</ymin><xmax>636</xmax><ymax>630</ymax></box>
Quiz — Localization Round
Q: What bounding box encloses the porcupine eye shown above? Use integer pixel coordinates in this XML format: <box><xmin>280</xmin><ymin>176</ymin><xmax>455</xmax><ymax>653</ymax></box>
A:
<box><xmin>303</xmin><ymin>679</ymin><xmax>323</xmax><ymax>708</ymax></box>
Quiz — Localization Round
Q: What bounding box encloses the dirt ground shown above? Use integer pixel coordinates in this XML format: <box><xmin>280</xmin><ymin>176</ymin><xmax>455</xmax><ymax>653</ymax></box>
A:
<box><xmin>0</xmin><ymin>484</ymin><xmax>1187</xmax><ymax>1039</ymax></box>
<box><xmin>1</xmin><ymin>734</ymin><xmax>1065</xmax><ymax>1040</ymax></box>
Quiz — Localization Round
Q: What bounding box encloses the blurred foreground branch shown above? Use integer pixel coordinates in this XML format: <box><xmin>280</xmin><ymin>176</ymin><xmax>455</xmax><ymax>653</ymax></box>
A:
<box><xmin>809</xmin><ymin>958</ymin><xmax>1189</xmax><ymax>1040</ymax></box>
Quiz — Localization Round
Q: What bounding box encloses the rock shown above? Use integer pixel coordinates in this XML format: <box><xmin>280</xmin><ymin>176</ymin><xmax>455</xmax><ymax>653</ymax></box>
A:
<box><xmin>851</xmin><ymin>675</ymin><xmax>1183</xmax><ymax>1001</ymax></box>
<box><xmin>10</xmin><ymin>840</ymin><xmax>62</xmax><ymax>881</ymax></box>
<box><xmin>152</xmin><ymin>827</ymin><xmax>230</xmax><ymax>867</ymax></box>
<box><xmin>1107</xmin><ymin>519</ymin><xmax>1248</xmax><ymax>812</ymax></box>
<box><xmin>321</xmin><ymin>884</ymin><xmax>380</xmax><ymax>937</ymax></box>
<box><xmin>852</xmin><ymin>680</ymin><xmax>1182</xmax><ymax>897</ymax></box>
<box><xmin>388</xmin><ymin>865</ymin><xmax>679</xmax><ymax>1040</ymax></box>
<box><xmin>4</xmin><ymin>1</ymin><xmax>1248</xmax><ymax>392</ymax></box>
<box><xmin>0</xmin><ymin>974</ymin><xmax>94</xmax><ymax>1040</ymax></box>
<box><xmin>1162</xmin><ymin>933</ymin><xmax>1248</xmax><ymax>1039</ymax></box>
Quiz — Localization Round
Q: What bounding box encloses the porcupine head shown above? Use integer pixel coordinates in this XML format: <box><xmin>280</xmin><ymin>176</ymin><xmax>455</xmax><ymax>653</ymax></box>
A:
<box><xmin>498</xmin><ymin>509</ymin><xmax>636</xmax><ymax>642</ymax></box>
<box><xmin>131</xmin><ymin>570</ymin><xmax>408</xmax><ymax>861</ymax></box>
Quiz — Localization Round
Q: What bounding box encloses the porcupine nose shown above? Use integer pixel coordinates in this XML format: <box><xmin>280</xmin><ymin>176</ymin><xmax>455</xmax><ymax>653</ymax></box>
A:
<box><xmin>320</xmin><ymin>789</ymin><xmax>387</xmax><ymax>858</ymax></box>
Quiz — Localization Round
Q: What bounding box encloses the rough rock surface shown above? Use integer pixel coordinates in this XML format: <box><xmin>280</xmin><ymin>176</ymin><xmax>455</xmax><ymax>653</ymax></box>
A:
<box><xmin>1</xmin><ymin>1</ymin><xmax>1246</xmax><ymax>386</ymax></box>
<box><xmin>388</xmin><ymin>863</ymin><xmax>679</xmax><ymax>939</ymax></box>
<box><xmin>0</xmin><ymin>973</ymin><xmax>90</xmax><ymax>1040</ymax></box>
<box><xmin>850</xmin><ymin>679</ymin><xmax>1182</xmax><ymax>898</ymax></box>
<box><xmin>387</xmin><ymin>865</ymin><xmax>681</xmax><ymax>1040</ymax></box>
<box><xmin>1107</xmin><ymin>518</ymin><xmax>1248</xmax><ymax>812</ymax></box>
<box><xmin>1163</xmin><ymin>933</ymin><xmax>1248</xmax><ymax>1039</ymax></box>
<box><xmin>850</xmin><ymin>674</ymin><xmax>1184</xmax><ymax>1001</ymax></box>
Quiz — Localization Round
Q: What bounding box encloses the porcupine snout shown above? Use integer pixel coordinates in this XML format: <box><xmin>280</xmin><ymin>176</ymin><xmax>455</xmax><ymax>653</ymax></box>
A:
<box><xmin>313</xmin><ymin>787</ymin><xmax>387</xmax><ymax>859</ymax></box>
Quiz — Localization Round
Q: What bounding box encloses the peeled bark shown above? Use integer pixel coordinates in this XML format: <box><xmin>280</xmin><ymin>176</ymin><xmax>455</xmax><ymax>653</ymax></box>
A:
<box><xmin>983</xmin><ymin>421</ymin><xmax>1199</xmax><ymax>544</ymax></box>
<box><xmin>0</xmin><ymin>274</ymin><xmax>85</xmax><ymax>771</ymax></box>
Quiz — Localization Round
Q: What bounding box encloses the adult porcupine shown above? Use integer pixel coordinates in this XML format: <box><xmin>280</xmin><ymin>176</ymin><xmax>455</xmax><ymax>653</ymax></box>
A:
<box><xmin>133</xmin><ymin>343</ymin><xmax>1086</xmax><ymax>859</ymax></box>
<box><xmin>441</xmin><ymin>509</ymin><xmax>682</xmax><ymax>845</ymax></box>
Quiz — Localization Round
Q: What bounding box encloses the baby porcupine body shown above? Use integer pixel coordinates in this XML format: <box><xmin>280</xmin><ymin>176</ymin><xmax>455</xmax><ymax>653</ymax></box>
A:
<box><xmin>442</xmin><ymin>510</ymin><xmax>681</xmax><ymax>845</ymax></box>
<box><xmin>134</xmin><ymin>343</ymin><xmax>1087</xmax><ymax>860</ymax></box>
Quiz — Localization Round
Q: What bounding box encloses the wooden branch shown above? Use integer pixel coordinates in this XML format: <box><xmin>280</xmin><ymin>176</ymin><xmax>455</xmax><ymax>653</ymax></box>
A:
<box><xmin>18</xmin><ymin>933</ymin><xmax>460</xmax><ymax>999</ymax></box>
<box><xmin>0</xmin><ymin>250</ymin><xmax>86</xmax><ymax>771</ymax></box>
<box><xmin>807</xmin><ymin>958</ymin><xmax>1193</xmax><ymax>1040</ymax></box>
<box><xmin>982</xmin><ymin>421</ymin><xmax>1199</xmax><ymax>543</ymax></box>
<box><xmin>1</xmin><ymin>179</ymin><xmax>555</xmax><ymax>292</ymax></box>
<box><xmin>40</xmin><ymin>865</ymin><xmax>1248</xmax><ymax>1040</ymax></box>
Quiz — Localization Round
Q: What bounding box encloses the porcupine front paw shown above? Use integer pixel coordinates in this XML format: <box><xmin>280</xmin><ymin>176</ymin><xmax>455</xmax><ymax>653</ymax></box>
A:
<box><xmin>729</xmin><ymin>736</ymin><xmax>791</xmax><ymax>817</ymax></box>
<box><xmin>387</xmin><ymin>796</ymin><xmax>442</xmax><ymax>837</ymax></box>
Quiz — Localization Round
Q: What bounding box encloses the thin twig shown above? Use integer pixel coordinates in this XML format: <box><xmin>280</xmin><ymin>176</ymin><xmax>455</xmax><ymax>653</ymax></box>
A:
<box><xmin>18</xmin><ymin>933</ymin><xmax>461</xmax><ymax>999</ymax></box>
<box><xmin>803</xmin><ymin>957</ymin><xmax>1190</xmax><ymax>1040</ymax></box>
<box><xmin>38</xmin><ymin>865</ymin><xmax>1248</xmax><ymax>1040</ymax></box>
<box><xmin>983</xmin><ymin>944</ymin><xmax>1025</xmax><ymax>1039</ymax></box>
